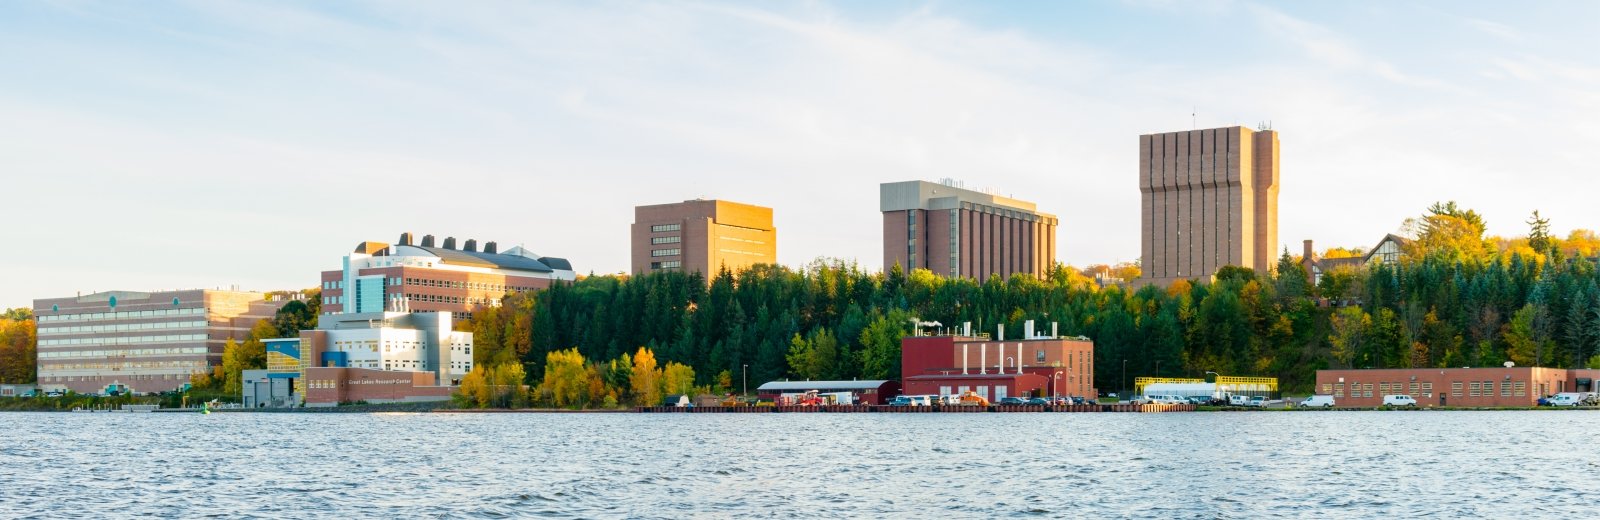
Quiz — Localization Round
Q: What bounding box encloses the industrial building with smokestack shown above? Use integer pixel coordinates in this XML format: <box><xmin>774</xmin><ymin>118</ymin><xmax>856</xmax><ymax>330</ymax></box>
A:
<box><xmin>900</xmin><ymin>320</ymin><xmax>1095</xmax><ymax>402</ymax></box>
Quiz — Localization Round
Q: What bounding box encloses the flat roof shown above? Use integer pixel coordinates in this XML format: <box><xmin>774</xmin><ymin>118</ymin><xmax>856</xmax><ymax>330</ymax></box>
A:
<box><xmin>756</xmin><ymin>380</ymin><xmax>892</xmax><ymax>391</ymax></box>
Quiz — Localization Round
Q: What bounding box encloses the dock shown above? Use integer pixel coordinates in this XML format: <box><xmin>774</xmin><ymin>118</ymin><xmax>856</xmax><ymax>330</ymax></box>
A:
<box><xmin>637</xmin><ymin>403</ymin><xmax>1195</xmax><ymax>413</ymax></box>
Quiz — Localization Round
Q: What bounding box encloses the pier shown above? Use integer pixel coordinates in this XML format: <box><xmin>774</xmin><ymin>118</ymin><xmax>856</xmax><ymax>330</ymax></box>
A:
<box><xmin>637</xmin><ymin>403</ymin><xmax>1195</xmax><ymax>413</ymax></box>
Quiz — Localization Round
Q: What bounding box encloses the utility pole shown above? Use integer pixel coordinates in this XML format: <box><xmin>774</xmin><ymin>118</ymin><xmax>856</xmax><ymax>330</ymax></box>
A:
<box><xmin>742</xmin><ymin>364</ymin><xmax>748</xmax><ymax>397</ymax></box>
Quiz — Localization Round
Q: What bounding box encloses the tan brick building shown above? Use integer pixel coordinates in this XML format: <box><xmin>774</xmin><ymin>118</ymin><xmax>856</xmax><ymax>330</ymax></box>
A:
<box><xmin>1139</xmin><ymin>126</ymin><xmax>1279</xmax><ymax>286</ymax></box>
<box><xmin>881</xmin><ymin>180</ymin><xmax>1058</xmax><ymax>280</ymax></box>
<box><xmin>631</xmin><ymin>199</ymin><xmax>776</xmax><ymax>276</ymax></box>
<box><xmin>33</xmin><ymin>289</ymin><xmax>287</xmax><ymax>394</ymax></box>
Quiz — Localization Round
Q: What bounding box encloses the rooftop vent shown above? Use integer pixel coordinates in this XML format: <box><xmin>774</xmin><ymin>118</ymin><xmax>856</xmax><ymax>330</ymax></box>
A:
<box><xmin>484</xmin><ymin>241</ymin><xmax>498</xmax><ymax>254</ymax></box>
<box><xmin>464</xmin><ymin>239</ymin><xmax>478</xmax><ymax>252</ymax></box>
<box><xmin>421</xmin><ymin>235</ymin><xmax>436</xmax><ymax>247</ymax></box>
<box><xmin>443</xmin><ymin>237</ymin><xmax>457</xmax><ymax>250</ymax></box>
<box><xmin>398</xmin><ymin>232</ymin><xmax>414</xmax><ymax>246</ymax></box>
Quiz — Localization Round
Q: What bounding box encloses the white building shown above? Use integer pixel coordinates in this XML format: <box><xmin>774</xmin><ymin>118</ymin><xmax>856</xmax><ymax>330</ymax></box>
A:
<box><xmin>304</xmin><ymin>311</ymin><xmax>474</xmax><ymax>387</ymax></box>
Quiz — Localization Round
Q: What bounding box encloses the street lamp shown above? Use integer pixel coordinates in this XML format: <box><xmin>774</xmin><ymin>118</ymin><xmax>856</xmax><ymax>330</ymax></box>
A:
<box><xmin>1054</xmin><ymin>371</ymin><xmax>1063</xmax><ymax>402</ymax></box>
<box><xmin>1121</xmin><ymin>359</ymin><xmax>1127</xmax><ymax>400</ymax></box>
<box><xmin>742</xmin><ymin>364</ymin><xmax>748</xmax><ymax>397</ymax></box>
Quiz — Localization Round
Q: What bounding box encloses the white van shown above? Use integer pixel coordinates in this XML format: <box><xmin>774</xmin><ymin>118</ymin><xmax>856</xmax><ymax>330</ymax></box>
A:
<box><xmin>1382</xmin><ymin>394</ymin><xmax>1418</xmax><ymax>407</ymax></box>
<box><xmin>1299</xmin><ymin>395</ymin><xmax>1336</xmax><ymax>408</ymax></box>
<box><xmin>1548</xmin><ymin>393</ymin><xmax>1583</xmax><ymax>407</ymax></box>
<box><xmin>1228</xmin><ymin>395</ymin><xmax>1251</xmax><ymax>406</ymax></box>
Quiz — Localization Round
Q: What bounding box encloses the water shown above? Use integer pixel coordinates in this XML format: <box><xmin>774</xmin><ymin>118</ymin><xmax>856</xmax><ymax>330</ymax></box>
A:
<box><xmin>1</xmin><ymin>410</ymin><xmax>1596</xmax><ymax>518</ymax></box>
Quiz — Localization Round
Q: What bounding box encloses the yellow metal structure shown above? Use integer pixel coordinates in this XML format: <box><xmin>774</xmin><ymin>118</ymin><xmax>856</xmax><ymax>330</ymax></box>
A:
<box><xmin>1134</xmin><ymin>376</ymin><xmax>1278</xmax><ymax>396</ymax></box>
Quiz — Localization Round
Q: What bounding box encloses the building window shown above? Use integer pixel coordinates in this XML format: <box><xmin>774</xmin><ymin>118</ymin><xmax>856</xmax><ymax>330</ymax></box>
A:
<box><xmin>650</xmin><ymin>224</ymin><xmax>680</xmax><ymax>233</ymax></box>
<box><xmin>1452</xmin><ymin>381</ymin><xmax>1463</xmax><ymax>397</ymax></box>
<box><xmin>1469</xmin><ymin>382</ymin><xmax>1480</xmax><ymax>397</ymax></box>
<box><xmin>650</xmin><ymin>261</ymin><xmax>682</xmax><ymax>270</ymax></box>
<box><xmin>651</xmin><ymin>248</ymin><xmax>680</xmax><ymax>257</ymax></box>
<box><xmin>651</xmin><ymin>236</ymin><xmax>681</xmax><ymax>245</ymax></box>
<box><xmin>1514</xmin><ymin>381</ymin><xmax>1525</xmax><ymax>396</ymax></box>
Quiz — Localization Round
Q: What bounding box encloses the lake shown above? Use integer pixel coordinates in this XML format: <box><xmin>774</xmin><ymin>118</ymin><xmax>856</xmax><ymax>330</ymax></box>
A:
<box><xmin>1</xmin><ymin>410</ymin><xmax>1595</xmax><ymax>518</ymax></box>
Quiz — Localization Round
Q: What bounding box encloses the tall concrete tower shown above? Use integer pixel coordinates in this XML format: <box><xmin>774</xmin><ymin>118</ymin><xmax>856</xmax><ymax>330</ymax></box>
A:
<box><xmin>1138</xmin><ymin>126</ymin><xmax>1279</xmax><ymax>286</ymax></box>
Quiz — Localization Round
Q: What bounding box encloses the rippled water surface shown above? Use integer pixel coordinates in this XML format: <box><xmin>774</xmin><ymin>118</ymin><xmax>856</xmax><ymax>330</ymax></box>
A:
<box><xmin>2</xmin><ymin>410</ymin><xmax>1597</xmax><ymax>518</ymax></box>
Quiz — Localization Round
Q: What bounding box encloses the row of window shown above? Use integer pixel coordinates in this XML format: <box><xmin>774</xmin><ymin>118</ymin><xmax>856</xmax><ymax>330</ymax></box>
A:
<box><xmin>37</xmin><ymin>307</ymin><xmax>205</xmax><ymax>323</ymax></box>
<box><xmin>40</xmin><ymin>360</ymin><xmax>207</xmax><ymax>371</ymax></box>
<box><xmin>650</xmin><ymin>223</ymin><xmax>681</xmax><ymax>233</ymax></box>
<box><xmin>324</xmin><ymin>278</ymin><xmax>535</xmax><ymax>293</ymax></box>
<box><xmin>405</xmin><ymin>293</ymin><xmax>499</xmax><ymax>306</ymax></box>
<box><xmin>39</xmin><ymin>374</ymin><xmax>187</xmax><ymax>383</ymax></box>
<box><xmin>651</xmin><ymin>248</ymin><xmax>681</xmax><ymax>257</ymax></box>
<box><xmin>38</xmin><ymin>320</ymin><xmax>207</xmax><ymax>336</ymax></box>
<box><xmin>38</xmin><ymin>347</ymin><xmax>209</xmax><ymax>359</ymax></box>
<box><xmin>40</xmin><ymin>334</ymin><xmax>208</xmax><ymax>347</ymax></box>
<box><xmin>1324</xmin><ymin>380</ymin><xmax>1527</xmax><ymax>398</ymax></box>
<box><xmin>650</xmin><ymin>261</ymin><xmax>682</xmax><ymax>270</ymax></box>
<box><xmin>651</xmin><ymin>236</ymin><xmax>681</xmax><ymax>245</ymax></box>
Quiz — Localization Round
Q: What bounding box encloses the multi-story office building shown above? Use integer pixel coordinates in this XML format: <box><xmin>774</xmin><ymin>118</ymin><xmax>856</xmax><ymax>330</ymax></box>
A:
<box><xmin>33</xmin><ymin>289</ymin><xmax>286</xmax><ymax>394</ymax></box>
<box><xmin>631</xmin><ymin>199</ymin><xmax>777</xmax><ymax>276</ymax></box>
<box><xmin>1139</xmin><ymin>126</ymin><xmax>1280</xmax><ymax>286</ymax></box>
<box><xmin>319</xmin><ymin>233</ymin><xmax>576</xmax><ymax>322</ymax></box>
<box><xmin>881</xmin><ymin>180</ymin><xmax>1058</xmax><ymax>280</ymax></box>
<box><xmin>251</xmin><ymin>310</ymin><xmax>473</xmax><ymax>406</ymax></box>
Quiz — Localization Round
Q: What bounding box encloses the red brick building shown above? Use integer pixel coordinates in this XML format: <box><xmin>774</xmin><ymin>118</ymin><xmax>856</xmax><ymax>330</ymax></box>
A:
<box><xmin>302</xmin><ymin>367</ymin><xmax>454</xmax><ymax>407</ymax></box>
<box><xmin>320</xmin><ymin>233</ymin><xmax>576</xmax><ymax>322</ymax></box>
<box><xmin>900</xmin><ymin>322</ymin><xmax>1094</xmax><ymax>401</ymax></box>
<box><xmin>881</xmin><ymin>180</ymin><xmax>1058</xmax><ymax>281</ymax></box>
<box><xmin>1315</xmin><ymin>367</ymin><xmax>1600</xmax><ymax>407</ymax></box>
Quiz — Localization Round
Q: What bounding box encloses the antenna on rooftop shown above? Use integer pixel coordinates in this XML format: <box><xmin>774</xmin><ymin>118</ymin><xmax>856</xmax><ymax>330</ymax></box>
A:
<box><xmin>1192</xmin><ymin>107</ymin><xmax>1196</xmax><ymax>130</ymax></box>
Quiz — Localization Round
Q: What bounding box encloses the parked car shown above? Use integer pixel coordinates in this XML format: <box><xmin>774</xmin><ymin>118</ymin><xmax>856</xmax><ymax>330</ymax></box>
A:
<box><xmin>1298</xmin><ymin>395</ymin><xmax>1336</xmax><ymax>408</ymax></box>
<box><xmin>1025</xmin><ymin>397</ymin><xmax>1052</xmax><ymax>405</ymax></box>
<box><xmin>1070</xmin><ymin>396</ymin><xmax>1088</xmax><ymax>405</ymax></box>
<box><xmin>1228</xmin><ymin>395</ymin><xmax>1250</xmax><ymax>406</ymax></box>
<box><xmin>889</xmin><ymin>396</ymin><xmax>913</xmax><ymax>407</ymax></box>
<box><xmin>1245</xmin><ymin>396</ymin><xmax>1267</xmax><ymax>407</ymax></box>
<box><xmin>1382</xmin><ymin>394</ymin><xmax>1418</xmax><ymax>407</ymax></box>
<box><xmin>1185</xmin><ymin>396</ymin><xmax>1210</xmax><ymax>405</ymax></box>
<box><xmin>45</xmin><ymin>391</ymin><xmax>64</xmax><ymax>398</ymax></box>
<box><xmin>996</xmin><ymin>397</ymin><xmax>1028</xmax><ymax>405</ymax></box>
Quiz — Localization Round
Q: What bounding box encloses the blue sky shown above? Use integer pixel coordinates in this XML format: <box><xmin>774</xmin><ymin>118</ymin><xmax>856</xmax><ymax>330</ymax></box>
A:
<box><xmin>3</xmin><ymin>1</ymin><xmax>1598</xmax><ymax>308</ymax></box>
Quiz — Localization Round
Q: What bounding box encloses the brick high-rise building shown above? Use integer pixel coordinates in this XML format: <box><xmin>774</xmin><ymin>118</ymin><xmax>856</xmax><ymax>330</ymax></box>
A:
<box><xmin>1139</xmin><ymin>126</ymin><xmax>1279</xmax><ymax>286</ymax></box>
<box><xmin>631</xmin><ymin>199</ymin><xmax>777</xmax><ymax>276</ymax></box>
<box><xmin>881</xmin><ymin>180</ymin><xmax>1058</xmax><ymax>280</ymax></box>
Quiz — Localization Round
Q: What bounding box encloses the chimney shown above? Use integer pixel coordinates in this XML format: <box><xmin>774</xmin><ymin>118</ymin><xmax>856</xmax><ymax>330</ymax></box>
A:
<box><xmin>464</xmin><ymin>239</ymin><xmax>478</xmax><ymax>252</ymax></box>
<box><xmin>421</xmin><ymin>235</ymin><xmax>436</xmax><ymax>247</ymax></box>
<box><xmin>998</xmin><ymin>324</ymin><xmax>1005</xmax><ymax>342</ymax></box>
<box><xmin>443</xmin><ymin>237</ymin><xmax>457</xmax><ymax>250</ymax></box>
<box><xmin>484</xmin><ymin>241</ymin><xmax>498</xmax><ymax>254</ymax></box>
<box><xmin>1303</xmin><ymin>240</ymin><xmax>1315</xmax><ymax>261</ymax></box>
<box><xmin>1025</xmin><ymin>320</ymin><xmax>1034</xmax><ymax>339</ymax></box>
<box><xmin>398</xmin><ymin>232</ymin><xmax>413</xmax><ymax>246</ymax></box>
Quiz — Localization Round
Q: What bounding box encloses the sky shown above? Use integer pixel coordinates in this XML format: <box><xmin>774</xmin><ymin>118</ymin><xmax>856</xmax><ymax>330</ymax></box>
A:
<box><xmin>3</xmin><ymin>1</ymin><xmax>1599</xmax><ymax>309</ymax></box>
